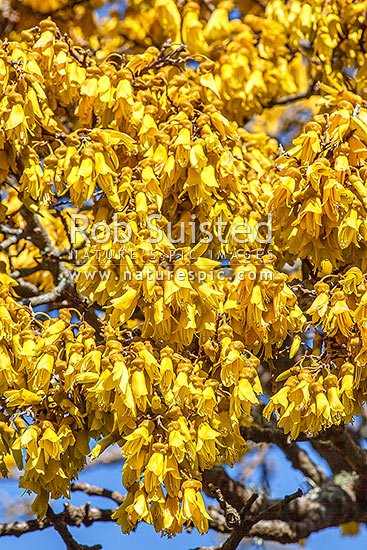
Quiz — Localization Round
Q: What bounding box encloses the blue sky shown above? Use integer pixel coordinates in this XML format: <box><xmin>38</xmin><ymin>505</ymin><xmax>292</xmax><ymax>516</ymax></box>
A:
<box><xmin>1</xmin><ymin>444</ymin><xmax>366</xmax><ymax>550</ymax></box>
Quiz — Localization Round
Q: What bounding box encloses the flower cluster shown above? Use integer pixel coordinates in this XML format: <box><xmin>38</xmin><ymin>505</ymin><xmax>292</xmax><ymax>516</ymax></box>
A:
<box><xmin>265</xmin><ymin>267</ymin><xmax>367</xmax><ymax>437</ymax></box>
<box><xmin>102</xmin><ymin>0</ymin><xmax>307</xmax><ymax>122</ymax></box>
<box><xmin>270</xmin><ymin>88</ymin><xmax>367</xmax><ymax>273</ymax></box>
<box><xmin>8</xmin><ymin>0</ymin><xmax>367</xmax><ymax>128</ymax></box>
<box><xmin>93</xmin><ymin>0</ymin><xmax>367</xmax><ymax>124</ymax></box>
<box><xmin>263</xmin><ymin>364</ymin><xmax>357</xmax><ymax>439</ymax></box>
<box><xmin>0</xmin><ymin>295</ymin><xmax>265</xmax><ymax>533</ymax></box>
<box><xmin>225</xmin><ymin>255</ymin><xmax>305</xmax><ymax>358</ymax></box>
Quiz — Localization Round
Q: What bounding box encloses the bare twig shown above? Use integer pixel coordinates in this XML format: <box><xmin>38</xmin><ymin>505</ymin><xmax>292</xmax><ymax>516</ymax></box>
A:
<box><xmin>136</xmin><ymin>42</ymin><xmax>195</xmax><ymax>77</ymax></box>
<box><xmin>0</xmin><ymin>234</ymin><xmax>22</xmax><ymax>250</ymax></box>
<box><xmin>25</xmin><ymin>276</ymin><xmax>72</xmax><ymax>306</ymax></box>
<box><xmin>71</xmin><ymin>483</ymin><xmax>125</xmax><ymax>505</ymax></box>
<box><xmin>207</xmin><ymin>484</ymin><xmax>240</xmax><ymax>528</ymax></box>
<box><xmin>264</xmin><ymin>79</ymin><xmax>319</xmax><ymax>109</ymax></box>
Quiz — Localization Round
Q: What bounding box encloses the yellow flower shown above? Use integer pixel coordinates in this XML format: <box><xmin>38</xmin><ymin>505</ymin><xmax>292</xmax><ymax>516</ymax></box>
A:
<box><xmin>144</xmin><ymin>443</ymin><xmax>167</xmax><ymax>493</ymax></box>
<box><xmin>180</xmin><ymin>480</ymin><xmax>211</xmax><ymax>534</ymax></box>
<box><xmin>113</xmin><ymin>483</ymin><xmax>152</xmax><ymax>533</ymax></box>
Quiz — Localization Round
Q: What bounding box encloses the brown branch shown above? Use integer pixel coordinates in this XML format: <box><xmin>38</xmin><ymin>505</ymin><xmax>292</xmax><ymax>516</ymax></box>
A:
<box><xmin>214</xmin><ymin>490</ymin><xmax>302</xmax><ymax>550</ymax></box>
<box><xmin>246</xmin><ymin>480</ymin><xmax>358</xmax><ymax>543</ymax></box>
<box><xmin>0</xmin><ymin>503</ymin><xmax>115</xmax><ymax>538</ymax></box>
<box><xmin>311</xmin><ymin>439</ymin><xmax>353</xmax><ymax>475</ymax></box>
<box><xmin>203</xmin><ymin>467</ymin><xmax>260</xmax><ymax>512</ymax></box>
<box><xmin>254</xmin><ymin>489</ymin><xmax>303</xmax><ymax>521</ymax></box>
<box><xmin>10</xmin><ymin>264</ymin><xmax>50</xmax><ymax>278</ymax></box>
<box><xmin>240</xmin><ymin>422</ymin><xmax>351</xmax><ymax>444</ymax></box>
<box><xmin>70</xmin><ymin>482</ymin><xmax>125</xmax><ymax>505</ymax></box>
<box><xmin>264</xmin><ymin>79</ymin><xmax>319</xmax><ymax>110</ymax></box>
<box><xmin>202</xmin><ymin>454</ymin><xmax>367</xmax><ymax>549</ymax></box>
<box><xmin>17</xmin><ymin>203</ymin><xmax>97</xmax><ymax>318</ymax></box>
<box><xmin>26</xmin><ymin>276</ymin><xmax>72</xmax><ymax>306</ymax></box>
<box><xmin>20</xmin><ymin>206</ymin><xmax>56</xmax><ymax>258</ymax></box>
<box><xmin>13</xmin><ymin>278</ymin><xmax>41</xmax><ymax>298</ymax></box>
<box><xmin>60</xmin><ymin>32</ymin><xmax>91</xmax><ymax>67</ymax></box>
<box><xmin>278</xmin><ymin>441</ymin><xmax>327</xmax><ymax>485</ymax></box>
<box><xmin>136</xmin><ymin>42</ymin><xmax>195</xmax><ymax>77</ymax></box>
<box><xmin>241</xmin><ymin>423</ymin><xmax>367</xmax><ymax>479</ymax></box>
<box><xmin>331</xmin><ymin>429</ymin><xmax>367</xmax><ymax>477</ymax></box>
<box><xmin>206</xmin><ymin>484</ymin><xmax>240</xmax><ymax>528</ymax></box>
<box><xmin>205</xmin><ymin>475</ymin><xmax>366</xmax><ymax>548</ymax></box>
<box><xmin>46</xmin><ymin>506</ymin><xmax>101</xmax><ymax>550</ymax></box>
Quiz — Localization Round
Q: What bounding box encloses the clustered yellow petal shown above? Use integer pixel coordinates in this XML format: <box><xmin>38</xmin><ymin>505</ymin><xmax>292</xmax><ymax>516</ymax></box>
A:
<box><xmin>4</xmin><ymin>1</ymin><xmax>367</xmax><ymax>541</ymax></box>
<box><xmin>270</xmin><ymin>88</ymin><xmax>367</xmax><ymax>272</ymax></box>
<box><xmin>265</xmin><ymin>268</ymin><xmax>367</xmax><ymax>438</ymax></box>
<box><xmin>0</xmin><ymin>296</ymin><xmax>265</xmax><ymax>533</ymax></box>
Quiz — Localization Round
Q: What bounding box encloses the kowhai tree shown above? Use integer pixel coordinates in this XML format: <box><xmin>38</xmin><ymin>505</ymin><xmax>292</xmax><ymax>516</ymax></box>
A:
<box><xmin>1</xmin><ymin>0</ymin><xmax>367</xmax><ymax>549</ymax></box>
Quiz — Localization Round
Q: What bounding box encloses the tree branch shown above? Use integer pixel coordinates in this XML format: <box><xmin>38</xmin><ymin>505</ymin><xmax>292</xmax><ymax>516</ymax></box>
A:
<box><xmin>278</xmin><ymin>441</ymin><xmax>327</xmax><ymax>485</ymax></box>
<box><xmin>0</xmin><ymin>233</ymin><xmax>22</xmax><ymax>250</ymax></box>
<box><xmin>13</xmin><ymin>278</ymin><xmax>41</xmax><ymax>298</ymax></box>
<box><xmin>20</xmin><ymin>206</ymin><xmax>56</xmax><ymax>258</ymax></box>
<box><xmin>205</xmin><ymin>475</ymin><xmax>365</xmax><ymax>548</ymax></box>
<box><xmin>206</xmin><ymin>484</ymin><xmax>241</xmax><ymax>528</ymax></box>
<box><xmin>0</xmin><ymin>503</ymin><xmax>115</xmax><ymax>538</ymax></box>
<box><xmin>241</xmin><ymin>423</ymin><xmax>367</xmax><ymax>479</ymax></box>
<box><xmin>46</xmin><ymin>506</ymin><xmax>101</xmax><ymax>550</ymax></box>
<box><xmin>331</xmin><ymin>429</ymin><xmax>367</xmax><ymax>478</ymax></box>
<box><xmin>264</xmin><ymin>79</ymin><xmax>319</xmax><ymax>109</ymax></box>
<box><xmin>203</xmin><ymin>467</ymin><xmax>260</xmax><ymax>513</ymax></box>
<box><xmin>25</xmin><ymin>276</ymin><xmax>71</xmax><ymax>306</ymax></box>
<box><xmin>70</xmin><ymin>483</ymin><xmax>125</xmax><ymax>505</ymax></box>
